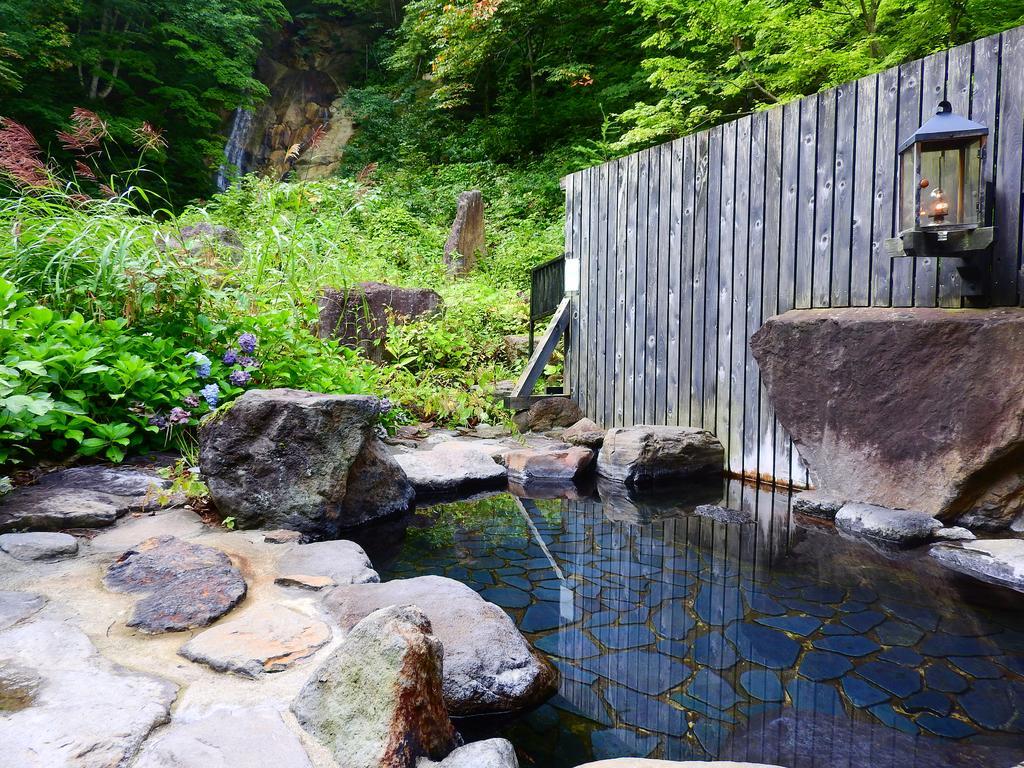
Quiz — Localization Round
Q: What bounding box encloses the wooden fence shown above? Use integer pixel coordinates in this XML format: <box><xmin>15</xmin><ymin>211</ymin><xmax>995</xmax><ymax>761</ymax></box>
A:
<box><xmin>564</xmin><ymin>25</ymin><xmax>1024</xmax><ymax>487</ymax></box>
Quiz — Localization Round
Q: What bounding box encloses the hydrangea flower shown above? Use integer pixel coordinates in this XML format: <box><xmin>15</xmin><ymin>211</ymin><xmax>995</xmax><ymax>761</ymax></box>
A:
<box><xmin>200</xmin><ymin>383</ymin><xmax>220</xmax><ymax>407</ymax></box>
<box><xmin>238</xmin><ymin>333</ymin><xmax>257</xmax><ymax>354</ymax></box>
<box><xmin>183</xmin><ymin>394</ymin><xmax>200</xmax><ymax>408</ymax></box>
<box><xmin>149</xmin><ymin>414</ymin><xmax>167</xmax><ymax>428</ymax></box>
<box><xmin>169</xmin><ymin>407</ymin><xmax>191</xmax><ymax>425</ymax></box>
<box><xmin>222</xmin><ymin>348</ymin><xmax>239</xmax><ymax>365</ymax></box>
<box><xmin>238</xmin><ymin>356</ymin><xmax>260</xmax><ymax>369</ymax></box>
<box><xmin>228</xmin><ymin>369</ymin><xmax>251</xmax><ymax>387</ymax></box>
<box><xmin>379</xmin><ymin>397</ymin><xmax>393</xmax><ymax>414</ymax></box>
<box><xmin>188</xmin><ymin>351</ymin><xmax>211</xmax><ymax>379</ymax></box>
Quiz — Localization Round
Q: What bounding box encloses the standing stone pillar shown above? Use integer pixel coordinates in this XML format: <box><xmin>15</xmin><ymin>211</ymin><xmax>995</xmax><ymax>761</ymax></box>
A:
<box><xmin>443</xmin><ymin>190</ymin><xmax>486</xmax><ymax>276</ymax></box>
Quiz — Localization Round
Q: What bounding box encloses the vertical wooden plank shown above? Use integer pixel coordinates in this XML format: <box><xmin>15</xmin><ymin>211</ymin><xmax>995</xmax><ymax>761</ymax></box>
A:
<box><xmin>667</xmin><ymin>139</ymin><xmax>685</xmax><ymax>426</ymax></box>
<box><xmin>744</xmin><ymin>111</ymin><xmax>768</xmax><ymax>478</ymax></box>
<box><xmin>605</xmin><ymin>160</ymin><xmax>620</xmax><ymax>426</ymax></box>
<box><xmin>892</xmin><ymin>57</ymin><xmax>923</xmax><ymax>307</ymax></box>
<box><xmin>995</xmin><ymin>27</ymin><xmax>1024</xmax><ymax>306</ymax></box>
<box><xmin>563</xmin><ymin>173</ymin><xmax>577</xmax><ymax>399</ymax></box>
<box><xmin>594</xmin><ymin>163</ymin><xmax>610</xmax><ymax>421</ymax></box>
<box><xmin>615</xmin><ymin>158</ymin><xmax>628</xmax><ymax>426</ymax></box>
<box><xmin>916</xmin><ymin>50</ymin><xmax>948</xmax><ymax>307</ymax></box>
<box><xmin>759</xmin><ymin>107</ymin><xmax>783</xmax><ymax>483</ymax></box>
<box><xmin>832</xmin><ymin>82</ymin><xmax>857</xmax><ymax>307</ymax></box>
<box><xmin>940</xmin><ymin>41</ymin><xmax>974</xmax><ymax>307</ymax></box>
<box><xmin>852</xmin><ymin>74</ymin><xmax>878</xmax><ymax>306</ymax></box>
<box><xmin>795</xmin><ymin>94</ymin><xmax>818</xmax><ymax>309</ymax></box>
<box><xmin>623</xmin><ymin>153</ymin><xmax>638</xmax><ymax>427</ymax></box>
<box><xmin>654</xmin><ymin>142</ymin><xmax>672</xmax><ymax>424</ymax></box>
<box><xmin>729</xmin><ymin>116</ymin><xmax>751</xmax><ymax>476</ymax></box>
<box><xmin>813</xmin><ymin>89</ymin><xmax>837</xmax><ymax>307</ymax></box>
<box><xmin>716</xmin><ymin>121</ymin><xmax>737</xmax><ymax>449</ymax></box>
<box><xmin>578</xmin><ymin>167</ymin><xmax>592</xmax><ymax>415</ymax></box>
<box><xmin>703</xmin><ymin>127</ymin><xmax>723</xmax><ymax>434</ymax></box>
<box><xmin>872</xmin><ymin>66</ymin><xmax>899</xmax><ymax>306</ymax></box>
<box><xmin>679</xmin><ymin>135</ymin><xmax>696</xmax><ymax>427</ymax></box>
<box><xmin>691</xmin><ymin>131</ymin><xmax>711</xmax><ymax>429</ymax></box>
<box><xmin>776</xmin><ymin>101</ymin><xmax>801</xmax><ymax>484</ymax></box>
<box><xmin>636</xmin><ymin>149</ymin><xmax>653</xmax><ymax>424</ymax></box>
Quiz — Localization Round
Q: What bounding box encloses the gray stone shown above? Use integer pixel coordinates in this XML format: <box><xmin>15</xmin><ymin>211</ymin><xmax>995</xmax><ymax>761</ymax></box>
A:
<box><xmin>0</xmin><ymin>465</ymin><xmax>176</xmax><ymax>533</ymax></box>
<box><xmin>563</xmin><ymin>418</ymin><xmax>605</xmax><ymax>448</ymax></box>
<box><xmin>694</xmin><ymin>504</ymin><xmax>754</xmax><ymax>525</ymax></box>
<box><xmin>277</xmin><ymin>540</ymin><xmax>380</xmax><ymax>586</ymax></box>
<box><xmin>751</xmin><ymin>307</ymin><xmax>1024</xmax><ymax>529</ymax></box>
<box><xmin>0</xmin><ymin>619</ymin><xmax>177</xmax><ymax>767</ymax></box>
<box><xmin>513</xmin><ymin>398</ymin><xmax>584</xmax><ymax>433</ymax></box>
<box><xmin>199</xmin><ymin>389</ymin><xmax>413</xmax><ymax>537</ymax></box>
<box><xmin>503</xmin><ymin>446</ymin><xmax>595</xmax><ymax>482</ymax></box>
<box><xmin>443</xmin><ymin>190</ymin><xmax>486</xmax><ymax>276</ymax></box>
<box><xmin>395</xmin><ymin>442</ymin><xmax>507</xmax><ymax>497</ymax></box>
<box><xmin>264</xmin><ymin>529</ymin><xmax>304</xmax><ymax>544</ymax></box>
<box><xmin>598</xmin><ymin>426</ymin><xmax>724</xmax><ymax>487</ymax></box>
<box><xmin>104</xmin><ymin>536</ymin><xmax>247</xmax><ymax>633</ymax></box>
<box><xmin>0</xmin><ymin>531</ymin><xmax>78</xmax><ymax>560</ymax></box>
<box><xmin>835</xmin><ymin>502</ymin><xmax>942</xmax><ymax>545</ymax></box>
<box><xmin>0</xmin><ymin>590</ymin><xmax>46</xmax><ymax>630</ymax></box>
<box><xmin>316</xmin><ymin>282</ymin><xmax>442</xmax><ymax>362</ymax></box>
<box><xmin>292</xmin><ymin>605</ymin><xmax>459</xmax><ymax>768</ymax></box>
<box><xmin>417</xmin><ymin>739</ymin><xmax>519</xmax><ymax>768</ymax></box>
<box><xmin>324</xmin><ymin>575</ymin><xmax>557</xmax><ymax>716</ymax></box>
<box><xmin>930</xmin><ymin>539</ymin><xmax>1024</xmax><ymax>593</ymax></box>
<box><xmin>792</xmin><ymin>491</ymin><xmax>845</xmax><ymax>520</ymax></box>
<box><xmin>933</xmin><ymin>526</ymin><xmax>976</xmax><ymax>541</ymax></box>
<box><xmin>133</xmin><ymin>707</ymin><xmax>314</xmax><ymax>768</ymax></box>
<box><xmin>179</xmin><ymin>605</ymin><xmax>331</xmax><ymax>678</ymax></box>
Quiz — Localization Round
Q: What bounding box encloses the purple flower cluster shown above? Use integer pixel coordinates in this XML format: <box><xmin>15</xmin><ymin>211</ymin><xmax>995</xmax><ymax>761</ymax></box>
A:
<box><xmin>222</xmin><ymin>348</ymin><xmax>238</xmax><ymax>365</ymax></box>
<box><xmin>228</xmin><ymin>369</ymin><xmax>251</xmax><ymax>387</ymax></box>
<box><xmin>169</xmin><ymin>407</ymin><xmax>191</xmax><ymax>425</ymax></box>
<box><xmin>238</xmin><ymin>333</ymin><xmax>257</xmax><ymax>354</ymax></box>
<box><xmin>183</xmin><ymin>394</ymin><xmax>200</xmax><ymax>408</ymax></box>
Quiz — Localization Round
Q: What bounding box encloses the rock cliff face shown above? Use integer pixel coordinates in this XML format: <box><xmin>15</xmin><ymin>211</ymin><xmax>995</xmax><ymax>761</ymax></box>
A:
<box><xmin>751</xmin><ymin>307</ymin><xmax>1024</xmax><ymax>529</ymax></box>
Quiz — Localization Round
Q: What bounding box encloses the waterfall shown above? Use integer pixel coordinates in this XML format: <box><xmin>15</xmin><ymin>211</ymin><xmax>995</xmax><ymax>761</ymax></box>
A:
<box><xmin>215</xmin><ymin>108</ymin><xmax>255</xmax><ymax>191</ymax></box>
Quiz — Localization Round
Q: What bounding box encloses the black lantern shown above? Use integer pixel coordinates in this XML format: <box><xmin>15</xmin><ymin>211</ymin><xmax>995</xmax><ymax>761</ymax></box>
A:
<box><xmin>887</xmin><ymin>100</ymin><xmax>995</xmax><ymax>299</ymax></box>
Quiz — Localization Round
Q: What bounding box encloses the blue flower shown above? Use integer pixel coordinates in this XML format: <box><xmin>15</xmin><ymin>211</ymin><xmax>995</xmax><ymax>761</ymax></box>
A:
<box><xmin>222</xmin><ymin>348</ymin><xmax>238</xmax><ymax>365</ymax></box>
<box><xmin>188</xmin><ymin>351</ymin><xmax>212</xmax><ymax>379</ymax></box>
<box><xmin>228</xmin><ymin>369</ymin><xmax>251</xmax><ymax>387</ymax></box>
<box><xmin>238</xmin><ymin>356</ymin><xmax>260</xmax><ymax>369</ymax></box>
<box><xmin>238</xmin><ymin>333</ymin><xmax>257</xmax><ymax>354</ymax></box>
<box><xmin>200</xmin><ymin>383</ymin><xmax>220</xmax><ymax>407</ymax></box>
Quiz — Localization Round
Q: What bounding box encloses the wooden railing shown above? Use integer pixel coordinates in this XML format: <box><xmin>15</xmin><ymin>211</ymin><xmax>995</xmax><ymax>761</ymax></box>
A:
<box><xmin>529</xmin><ymin>254</ymin><xmax>565</xmax><ymax>351</ymax></box>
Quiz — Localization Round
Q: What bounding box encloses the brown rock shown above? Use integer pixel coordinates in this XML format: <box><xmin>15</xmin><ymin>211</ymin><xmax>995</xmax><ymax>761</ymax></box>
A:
<box><xmin>443</xmin><ymin>190</ymin><xmax>486</xmax><ymax>276</ymax></box>
<box><xmin>563</xmin><ymin>418</ymin><xmax>605</xmax><ymax>448</ymax></box>
<box><xmin>104</xmin><ymin>536</ymin><xmax>247</xmax><ymax>633</ymax></box>
<box><xmin>513</xmin><ymin>398</ymin><xmax>584</xmax><ymax>433</ymax></box>
<box><xmin>264</xmin><ymin>529</ymin><xmax>304</xmax><ymax>544</ymax></box>
<box><xmin>504</xmin><ymin>447</ymin><xmax>594</xmax><ymax>482</ymax></box>
<box><xmin>598</xmin><ymin>426</ymin><xmax>724</xmax><ymax>487</ymax></box>
<box><xmin>179</xmin><ymin>605</ymin><xmax>330</xmax><ymax>677</ymax></box>
<box><xmin>291</xmin><ymin>605</ymin><xmax>459</xmax><ymax>768</ymax></box>
<box><xmin>751</xmin><ymin>308</ymin><xmax>1024</xmax><ymax>529</ymax></box>
<box><xmin>316</xmin><ymin>282</ymin><xmax>442</xmax><ymax>362</ymax></box>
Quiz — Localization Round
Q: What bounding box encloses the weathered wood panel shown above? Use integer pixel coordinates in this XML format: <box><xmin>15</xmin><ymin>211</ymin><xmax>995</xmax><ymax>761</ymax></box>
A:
<box><xmin>565</xmin><ymin>26</ymin><xmax>1024</xmax><ymax>484</ymax></box>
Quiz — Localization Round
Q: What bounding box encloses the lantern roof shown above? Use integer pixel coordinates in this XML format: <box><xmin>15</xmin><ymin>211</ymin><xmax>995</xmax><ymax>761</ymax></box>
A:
<box><xmin>898</xmin><ymin>100</ymin><xmax>988</xmax><ymax>153</ymax></box>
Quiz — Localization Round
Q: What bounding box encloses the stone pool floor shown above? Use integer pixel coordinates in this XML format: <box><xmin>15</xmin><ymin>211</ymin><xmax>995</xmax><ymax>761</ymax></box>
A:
<box><xmin>378</xmin><ymin>484</ymin><xmax>1024</xmax><ymax>768</ymax></box>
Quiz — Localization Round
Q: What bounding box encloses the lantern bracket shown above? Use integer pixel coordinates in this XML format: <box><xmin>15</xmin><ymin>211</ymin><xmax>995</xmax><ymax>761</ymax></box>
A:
<box><xmin>885</xmin><ymin>226</ymin><xmax>996</xmax><ymax>300</ymax></box>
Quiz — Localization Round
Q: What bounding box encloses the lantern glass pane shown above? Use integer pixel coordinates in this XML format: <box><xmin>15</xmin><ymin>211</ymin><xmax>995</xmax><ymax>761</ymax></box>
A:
<box><xmin>918</xmin><ymin>147</ymin><xmax>962</xmax><ymax>227</ymax></box>
<box><xmin>962</xmin><ymin>138</ymin><xmax>983</xmax><ymax>226</ymax></box>
<box><xmin>899</xmin><ymin>149</ymin><xmax>917</xmax><ymax>232</ymax></box>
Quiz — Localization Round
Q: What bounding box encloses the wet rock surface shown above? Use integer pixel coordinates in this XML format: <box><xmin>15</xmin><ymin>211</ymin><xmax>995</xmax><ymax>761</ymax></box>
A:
<box><xmin>104</xmin><ymin>535</ymin><xmax>247</xmax><ymax>633</ymax></box>
<box><xmin>792</xmin><ymin>491</ymin><xmax>845</xmax><ymax>520</ymax></box>
<box><xmin>292</xmin><ymin>604</ymin><xmax>459</xmax><ymax>768</ymax></box>
<box><xmin>179</xmin><ymin>605</ymin><xmax>331</xmax><ymax>677</ymax></box>
<box><xmin>752</xmin><ymin>307</ymin><xmax>1024</xmax><ymax>529</ymax></box>
<box><xmin>395</xmin><ymin>441</ymin><xmax>508</xmax><ymax>497</ymax></box>
<box><xmin>133</xmin><ymin>706</ymin><xmax>314</xmax><ymax>768</ymax></box>
<box><xmin>835</xmin><ymin>503</ymin><xmax>942</xmax><ymax>545</ymax></box>
<box><xmin>597</xmin><ymin>426</ymin><xmax>725</xmax><ymax>487</ymax></box>
<box><xmin>200</xmin><ymin>389</ymin><xmax>413</xmax><ymax>536</ymax></box>
<box><xmin>0</xmin><ymin>590</ymin><xmax>45</xmax><ymax>630</ymax></box>
<box><xmin>930</xmin><ymin>539</ymin><xmax>1024</xmax><ymax>592</ymax></box>
<box><xmin>0</xmin><ymin>531</ymin><xmax>78</xmax><ymax>560</ymax></box>
<box><xmin>325</xmin><ymin>574</ymin><xmax>558</xmax><ymax>716</ymax></box>
<box><xmin>277</xmin><ymin>539</ymin><xmax>380</xmax><ymax>586</ymax></box>
<box><xmin>0</xmin><ymin>465</ymin><xmax>176</xmax><ymax>532</ymax></box>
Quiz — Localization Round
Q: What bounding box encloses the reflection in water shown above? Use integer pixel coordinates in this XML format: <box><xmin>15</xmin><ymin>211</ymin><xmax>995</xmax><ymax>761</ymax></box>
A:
<box><xmin>378</xmin><ymin>480</ymin><xmax>1024</xmax><ymax>768</ymax></box>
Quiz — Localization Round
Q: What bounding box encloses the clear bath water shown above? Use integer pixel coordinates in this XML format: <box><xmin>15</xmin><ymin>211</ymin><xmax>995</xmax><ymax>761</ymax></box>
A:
<box><xmin>372</xmin><ymin>480</ymin><xmax>1024</xmax><ymax>768</ymax></box>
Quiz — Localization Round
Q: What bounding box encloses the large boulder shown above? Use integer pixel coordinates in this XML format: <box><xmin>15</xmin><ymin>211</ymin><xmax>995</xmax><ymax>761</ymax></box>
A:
<box><xmin>834</xmin><ymin>502</ymin><xmax>942</xmax><ymax>546</ymax></box>
<box><xmin>199</xmin><ymin>389</ymin><xmax>414</xmax><ymax>537</ymax></box>
<box><xmin>104</xmin><ymin>536</ymin><xmax>247</xmax><ymax>633</ymax></box>
<box><xmin>751</xmin><ymin>308</ymin><xmax>1024</xmax><ymax>529</ymax></box>
<box><xmin>291</xmin><ymin>605</ymin><xmax>459</xmax><ymax>768</ymax></box>
<box><xmin>395</xmin><ymin>442</ymin><xmax>507</xmax><ymax>498</ymax></box>
<box><xmin>443</xmin><ymin>190</ymin><xmax>486</xmax><ymax>276</ymax></box>
<box><xmin>930</xmin><ymin>539</ymin><xmax>1024</xmax><ymax>593</ymax></box>
<box><xmin>317</xmin><ymin>282</ymin><xmax>442</xmax><ymax>362</ymax></box>
<box><xmin>0</xmin><ymin>465</ymin><xmax>176</xmax><ymax>533</ymax></box>
<box><xmin>597</xmin><ymin>426</ymin><xmax>724</xmax><ymax>487</ymax></box>
<box><xmin>324</xmin><ymin>575</ymin><xmax>557</xmax><ymax>716</ymax></box>
<box><xmin>513</xmin><ymin>398</ymin><xmax>584</xmax><ymax>433</ymax></box>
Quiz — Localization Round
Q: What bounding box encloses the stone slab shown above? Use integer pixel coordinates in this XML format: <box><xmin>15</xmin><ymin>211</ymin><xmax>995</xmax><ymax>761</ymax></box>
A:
<box><xmin>0</xmin><ymin>531</ymin><xmax>78</xmax><ymax>560</ymax></box>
